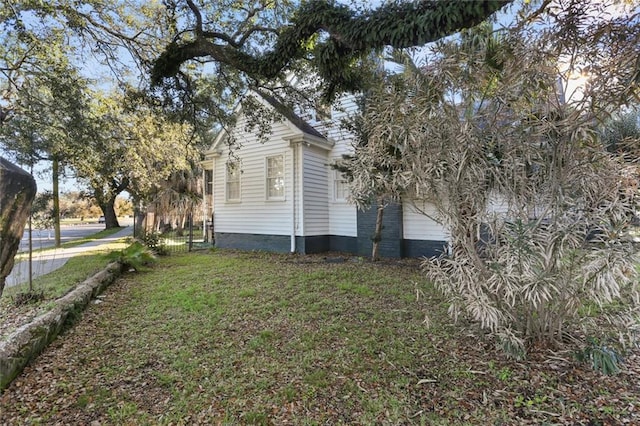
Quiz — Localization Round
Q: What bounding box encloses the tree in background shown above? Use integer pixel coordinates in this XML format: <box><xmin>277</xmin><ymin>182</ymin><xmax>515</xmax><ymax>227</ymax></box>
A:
<box><xmin>600</xmin><ymin>110</ymin><xmax>640</xmax><ymax>225</ymax></box>
<box><xmin>601</xmin><ymin>110</ymin><xmax>640</xmax><ymax>158</ymax></box>
<box><xmin>29</xmin><ymin>192</ymin><xmax>55</xmax><ymax>232</ymax></box>
<box><xmin>0</xmin><ymin>55</ymin><xmax>90</xmax><ymax>247</ymax></box>
<box><xmin>70</xmin><ymin>88</ymin><xmax>202</xmax><ymax>229</ymax></box>
<box><xmin>0</xmin><ymin>0</ymin><xmax>184</xmax><ymax>232</ymax></box>
<box><xmin>146</xmin><ymin>166</ymin><xmax>202</xmax><ymax>235</ymax></box>
<box><xmin>58</xmin><ymin>191</ymin><xmax>102</xmax><ymax>220</ymax></box>
<box><xmin>114</xmin><ymin>196</ymin><xmax>133</xmax><ymax>218</ymax></box>
<box><xmin>28</xmin><ymin>191</ymin><xmax>129</xmax><ymax>223</ymax></box>
<box><xmin>346</xmin><ymin>1</ymin><xmax>640</xmax><ymax>359</ymax></box>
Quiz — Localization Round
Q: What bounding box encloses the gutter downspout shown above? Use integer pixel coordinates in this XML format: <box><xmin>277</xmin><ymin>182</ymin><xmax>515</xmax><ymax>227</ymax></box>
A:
<box><xmin>291</xmin><ymin>141</ymin><xmax>297</xmax><ymax>253</ymax></box>
<box><xmin>201</xmin><ymin>168</ymin><xmax>206</xmax><ymax>240</ymax></box>
<box><xmin>211</xmin><ymin>156</ymin><xmax>216</xmax><ymax>242</ymax></box>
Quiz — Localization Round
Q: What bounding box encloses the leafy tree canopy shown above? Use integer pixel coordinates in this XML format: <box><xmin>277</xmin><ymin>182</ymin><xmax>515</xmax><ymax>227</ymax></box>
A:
<box><xmin>70</xmin><ymin>86</ymin><xmax>202</xmax><ymax>228</ymax></box>
<box><xmin>151</xmin><ymin>0</ymin><xmax>513</xmax><ymax>100</ymax></box>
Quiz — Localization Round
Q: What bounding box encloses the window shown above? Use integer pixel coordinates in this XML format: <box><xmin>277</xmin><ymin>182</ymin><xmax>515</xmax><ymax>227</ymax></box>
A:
<box><xmin>334</xmin><ymin>170</ymin><xmax>349</xmax><ymax>201</ymax></box>
<box><xmin>204</xmin><ymin>169</ymin><xmax>213</xmax><ymax>196</ymax></box>
<box><xmin>226</xmin><ymin>161</ymin><xmax>240</xmax><ymax>201</ymax></box>
<box><xmin>266</xmin><ymin>155</ymin><xmax>285</xmax><ymax>199</ymax></box>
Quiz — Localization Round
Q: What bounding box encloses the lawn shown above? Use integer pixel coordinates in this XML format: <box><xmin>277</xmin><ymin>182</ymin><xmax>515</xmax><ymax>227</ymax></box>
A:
<box><xmin>1</xmin><ymin>250</ymin><xmax>639</xmax><ymax>424</ymax></box>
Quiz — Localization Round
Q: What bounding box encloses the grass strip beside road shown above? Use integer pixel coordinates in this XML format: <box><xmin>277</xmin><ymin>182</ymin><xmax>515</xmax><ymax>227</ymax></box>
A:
<box><xmin>16</xmin><ymin>227</ymin><xmax>126</xmax><ymax>258</ymax></box>
<box><xmin>2</xmin><ymin>251</ymin><xmax>124</xmax><ymax>302</ymax></box>
<box><xmin>1</xmin><ymin>250</ymin><xmax>639</xmax><ymax>424</ymax></box>
<box><xmin>1</xmin><ymin>233</ymin><xmax>131</xmax><ymax>339</ymax></box>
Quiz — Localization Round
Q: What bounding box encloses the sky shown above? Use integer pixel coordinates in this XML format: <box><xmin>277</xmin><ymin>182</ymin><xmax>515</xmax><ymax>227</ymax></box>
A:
<box><xmin>0</xmin><ymin>149</ymin><xmax>77</xmax><ymax>193</ymax></box>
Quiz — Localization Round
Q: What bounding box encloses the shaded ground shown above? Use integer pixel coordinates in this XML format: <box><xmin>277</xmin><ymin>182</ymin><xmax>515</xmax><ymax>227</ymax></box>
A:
<box><xmin>1</xmin><ymin>250</ymin><xmax>639</xmax><ymax>424</ymax></box>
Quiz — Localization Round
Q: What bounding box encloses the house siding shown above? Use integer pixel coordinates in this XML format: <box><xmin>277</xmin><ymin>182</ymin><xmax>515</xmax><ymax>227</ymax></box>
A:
<box><xmin>215</xmin><ymin>232</ymin><xmax>291</xmax><ymax>253</ymax></box>
<box><xmin>212</xmin><ymin>115</ymin><xmax>295</xmax><ymax>237</ymax></box>
<box><xmin>402</xmin><ymin>200</ymin><xmax>449</xmax><ymax>257</ymax></box>
<box><xmin>302</xmin><ymin>145</ymin><xmax>330</xmax><ymax>235</ymax></box>
<box><xmin>329</xmin><ymin>203</ymin><xmax>357</xmax><ymax>237</ymax></box>
<box><xmin>488</xmin><ymin>191</ymin><xmax>509</xmax><ymax>215</ymax></box>
<box><xmin>402</xmin><ymin>200</ymin><xmax>449</xmax><ymax>241</ymax></box>
<box><xmin>215</xmin><ymin>233</ymin><xmax>357</xmax><ymax>255</ymax></box>
<box><xmin>326</xmin><ymin>96</ymin><xmax>358</xmax><ymax>238</ymax></box>
<box><xmin>402</xmin><ymin>239</ymin><xmax>448</xmax><ymax>258</ymax></box>
<box><xmin>357</xmin><ymin>202</ymin><xmax>404</xmax><ymax>258</ymax></box>
<box><xmin>206</xmin><ymin>92</ymin><xmax>454</xmax><ymax>258</ymax></box>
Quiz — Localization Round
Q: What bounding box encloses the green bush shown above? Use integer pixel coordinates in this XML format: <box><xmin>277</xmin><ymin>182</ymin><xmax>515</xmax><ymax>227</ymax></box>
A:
<box><xmin>106</xmin><ymin>242</ymin><xmax>157</xmax><ymax>272</ymax></box>
<box><xmin>575</xmin><ymin>338</ymin><xmax>624</xmax><ymax>375</ymax></box>
<box><xmin>138</xmin><ymin>230</ymin><xmax>168</xmax><ymax>256</ymax></box>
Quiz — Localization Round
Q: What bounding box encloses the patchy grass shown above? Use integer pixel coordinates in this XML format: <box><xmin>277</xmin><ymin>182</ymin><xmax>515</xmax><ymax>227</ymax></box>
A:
<box><xmin>2</xmin><ymin>253</ymin><xmax>113</xmax><ymax>302</ymax></box>
<box><xmin>0</xmin><ymin>234</ymin><xmax>131</xmax><ymax>339</ymax></box>
<box><xmin>1</xmin><ymin>250</ymin><xmax>639</xmax><ymax>424</ymax></box>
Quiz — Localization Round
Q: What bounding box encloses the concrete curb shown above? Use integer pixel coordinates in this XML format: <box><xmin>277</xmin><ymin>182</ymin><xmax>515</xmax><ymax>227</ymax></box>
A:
<box><xmin>0</xmin><ymin>261</ymin><xmax>124</xmax><ymax>390</ymax></box>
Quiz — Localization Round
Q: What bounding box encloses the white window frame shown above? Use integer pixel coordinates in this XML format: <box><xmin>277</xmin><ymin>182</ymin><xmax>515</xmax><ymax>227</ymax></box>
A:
<box><xmin>333</xmin><ymin>170</ymin><xmax>349</xmax><ymax>202</ymax></box>
<box><xmin>225</xmin><ymin>161</ymin><xmax>241</xmax><ymax>202</ymax></box>
<box><xmin>265</xmin><ymin>154</ymin><xmax>285</xmax><ymax>201</ymax></box>
<box><xmin>204</xmin><ymin>169</ymin><xmax>213</xmax><ymax>196</ymax></box>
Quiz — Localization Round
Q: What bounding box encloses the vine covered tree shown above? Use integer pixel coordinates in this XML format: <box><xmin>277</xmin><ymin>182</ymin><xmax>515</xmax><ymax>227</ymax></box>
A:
<box><xmin>151</xmin><ymin>1</ymin><xmax>513</xmax><ymax>109</ymax></box>
<box><xmin>0</xmin><ymin>56</ymin><xmax>90</xmax><ymax>247</ymax></box>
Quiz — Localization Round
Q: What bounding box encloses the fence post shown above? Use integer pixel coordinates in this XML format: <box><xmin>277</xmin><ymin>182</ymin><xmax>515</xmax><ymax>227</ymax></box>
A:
<box><xmin>188</xmin><ymin>213</ymin><xmax>193</xmax><ymax>252</ymax></box>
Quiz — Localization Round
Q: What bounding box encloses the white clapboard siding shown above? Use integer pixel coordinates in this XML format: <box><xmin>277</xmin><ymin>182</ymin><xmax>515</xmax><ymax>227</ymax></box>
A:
<box><xmin>329</xmin><ymin>203</ymin><xmax>357</xmax><ymax>237</ymax></box>
<box><xmin>327</xmin><ymin>133</ymin><xmax>357</xmax><ymax>237</ymax></box>
<box><xmin>213</xmin><ymin>114</ymin><xmax>296</xmax><ymax>236</ymax></box>
<box><xmin>309</xmin><ymin>94</ymin><xmax>360</xmax><ymax>141</ymax></box>
<box><xmin>403</xmin><ymin>199</ymin><xmax>449</xmax><ymax>241</ymax></box>
<box><xmin>302</xmin><ymin>145</ymin><xmax>330</xmax><ymax>235</ymax></box>
<box><xmin>325</xmin><ymin>96</ymin><xmax>358</xmax><ymax>237</ymax></box>
<box><xmin>211</xmin><ymin>93</ymin><xmax>361</xmax><ymax>239</ymax></box>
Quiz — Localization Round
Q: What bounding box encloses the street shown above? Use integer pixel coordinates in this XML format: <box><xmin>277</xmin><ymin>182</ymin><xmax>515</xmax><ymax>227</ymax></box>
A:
<box><xmin>18</xmin><ymin>218</ymin><xmax>134</xmax><ymax>252</ymax></box>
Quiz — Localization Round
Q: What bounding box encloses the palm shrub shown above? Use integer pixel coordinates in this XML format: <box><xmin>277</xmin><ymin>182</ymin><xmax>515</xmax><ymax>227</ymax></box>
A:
<box><xmin>344</xmin><ymin>7</ymin><xmax>640</xmax><ymax>359</ymax></box>
<box><xmin>106</xmin><ymin>241</ymin><xmax>157</xmax><ymax>272</ymax></box>
<box><xmin>138</xmin><ymin>230</ymin><xmax>168</xmax><ymax>255</ymax></box>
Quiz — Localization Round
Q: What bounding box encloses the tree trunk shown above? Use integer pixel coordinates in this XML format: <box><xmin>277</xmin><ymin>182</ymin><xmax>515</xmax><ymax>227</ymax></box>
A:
<box><xmin>0</xmin><ymin>158</ymin><xmax>37</xmax><ymax>296</ymax></box>
<box><xmin>52</xmin><ymin>157</ymin><xmax>61</xmax><ymax>247</ymax></box>
<box><xmin>371</xmin><ymin>202</ymin><xmax>385</xmax><ymax>262</ymax></box>
<box><xmin>101</xmin><ymin>196</ymin><xmax>120</xmax><ymax>229</ymax></box>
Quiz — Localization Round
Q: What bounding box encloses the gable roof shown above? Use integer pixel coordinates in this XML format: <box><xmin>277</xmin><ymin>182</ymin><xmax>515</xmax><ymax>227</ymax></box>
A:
<box><xmin>206</xmin><ymin>91</ymin><xmax>332</xmax><ymax>157</ymax></box>
<box><xmin>258</xmin><ymin>93</ymin><xmax>326</xmax><ymax>140</ymax></box>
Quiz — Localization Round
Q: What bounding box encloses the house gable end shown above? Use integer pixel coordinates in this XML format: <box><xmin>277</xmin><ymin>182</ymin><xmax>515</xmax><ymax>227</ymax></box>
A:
<box><xmin>206</xmin><ymin>92</ymin><xmax>332</xmax><ymax>156</ymax></box>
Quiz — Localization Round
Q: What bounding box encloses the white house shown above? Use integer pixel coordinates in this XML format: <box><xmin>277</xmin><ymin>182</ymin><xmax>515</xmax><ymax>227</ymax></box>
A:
<box><xmin>201</xmin><ymin>91</ymin><xmax>449</xmax><ymax>258</ymax></box>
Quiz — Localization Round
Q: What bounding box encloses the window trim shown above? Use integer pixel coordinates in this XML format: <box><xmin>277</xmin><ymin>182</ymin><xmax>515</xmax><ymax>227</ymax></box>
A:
<box><xmin>333</xmin><ymin>170</ymin><xmax>349</xmax><ymax>202</ymax></box>
<box><xmin>204</xmin><ymin>169</ymin><xmax>213</xmax><ymax>196</ymax></box>
<box><xmin>265</xmin><ymin>154</ymin><xmax>285</xmax><ymax>201</ymax></box>
<box><xmin>225</xmin><ymin>160</ymin><xmax>241</xmax><ymax>202</ymax></box>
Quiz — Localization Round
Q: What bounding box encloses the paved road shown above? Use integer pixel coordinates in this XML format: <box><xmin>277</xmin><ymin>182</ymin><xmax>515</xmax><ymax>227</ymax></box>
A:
<box><xmin>6</xmin><ymin>225</ymin><xmax>134</xmax><ymax>288</ymax></box>
<box><xmin>18</xmin><ymin>218</ymin><xmax>134</xmax><ymax>252</ymax></box>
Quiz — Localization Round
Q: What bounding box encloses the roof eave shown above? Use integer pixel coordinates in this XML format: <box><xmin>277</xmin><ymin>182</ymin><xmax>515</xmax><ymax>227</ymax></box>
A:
<box><xmin>285</xmin><ymin>133</ymin><xmax>334</xmax><ymax>151</ymax></box>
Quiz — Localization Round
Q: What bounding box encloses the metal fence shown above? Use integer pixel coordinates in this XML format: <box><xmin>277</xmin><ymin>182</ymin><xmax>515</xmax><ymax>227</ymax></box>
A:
<box><xmin>133</xmin><ymin>213</ymin><xmax>213</xmax><ymax>255</ymax></box>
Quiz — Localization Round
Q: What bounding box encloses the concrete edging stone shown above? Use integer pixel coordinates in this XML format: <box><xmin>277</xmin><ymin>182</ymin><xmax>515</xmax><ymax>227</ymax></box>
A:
<box><xmin>0</xmin><ymin>261</ymin><xmax>124</xmax><ymax>390</ymax></box>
